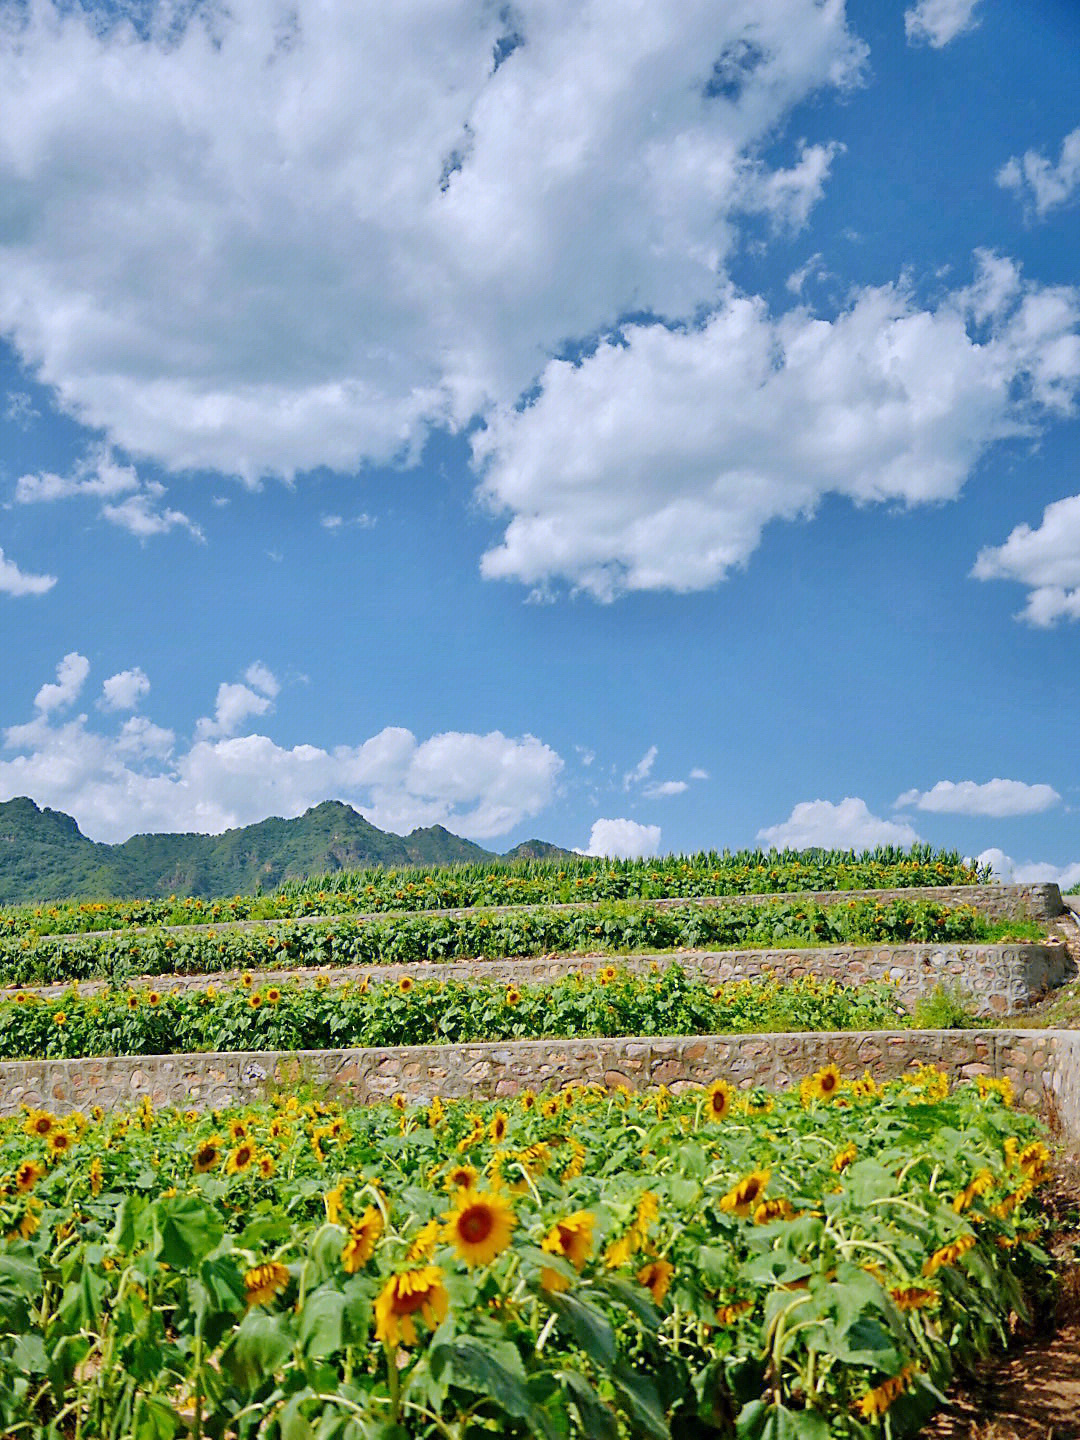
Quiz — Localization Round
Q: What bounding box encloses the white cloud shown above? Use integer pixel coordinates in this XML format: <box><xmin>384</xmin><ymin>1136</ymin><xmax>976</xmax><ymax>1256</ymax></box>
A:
<box><xmin>584</xmin><ymin>818</ymin><xmax>663</xmax><ymax>859</ymax></box>
<box><xmin>904</xmin><ymin>0</ymin><xmax>981</xmax><ymax>48</ymax></box>
<box><xmin>4</xmin><ymin>391</ymin><xmax>39</xmax><ymax>428</ymax></box>
<box><xmin>895</xmin><ymin>778</ymin><xmax>1061</xmax><ymax>818</ymax></box>
<box><xmin>321</xmin><ymin>513</ymin><xmax>375</xmax><ymax>531</ymax></box>
<box><xmin>977</xmin><ymin>848</ymin><xmax>1080</xmax><ymax>892</ymax></box>
<box><xmin>243</xmin><ymin>662</ymin><xmax>280</xmax><ymax>699</ymax></box>
<box><xmin>195</xmin><ymin>681</ymin><xmax>277</xmax><ymax>740</ymax></box>
<box><xmin>643</xmin><ymin>780</ymin><xmax>689</xmax><ymax>798</ymax></box>
<box><xmin>0</xmin><ymin>0</ymin><xmax>866</xmax><ymax>483</ymax></box>
<box><xmin>1</xmin><ymin>657</ymin><xmax>564</xmax><ymax>843</ymax></box>
<box><xmin>972</xmin><ymin>493</ymin><xmax>1080</xmax><ymax>625</ymax></box>
<box><xmin>997</xmin><ymin>128</ymin><xmax>1080</xmax><ymax>221</ymax></box>
<box><xmin>16</xmin><ymin>447</ymin><xmax>203</xmax><ymax>541</ymax></box>
<box><xmin>33</xmin><ymin>652</ymin><xmax>90</xmax><ymax>713</ymax></box>
<box><xmin>0</xmin><ymin>547</ymin><xmax>56</xmax><ymax>597</ymax></box>
<box><xmin>758</xmin><ymin>797</ymin><xmax>922</xmax><ymax>850</ymax></box>
<box><xmin>475</xmin><ymin>252</ymin><xmax>1080</xmax><ymax>598</ymax></box>
<box><xmin>623</xmin><ymin>746</ymin><xmax>659</xmax><ymax>790</ymax></box>
<box><xmin>100</xmin><ymin>667</ymin><xmax>151</xmax><ymax>712</ymax></box>
<box><xmin>689</xmin><ymin>767</ymin><xmax>709</xmax><ymax>781</ymax></box>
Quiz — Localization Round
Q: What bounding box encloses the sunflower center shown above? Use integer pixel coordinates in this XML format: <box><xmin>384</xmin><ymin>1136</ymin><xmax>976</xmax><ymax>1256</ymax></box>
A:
<box><xmin>393</xmin><ymin>1288</ymin><xmax>430</xmax><ymax>1315</ymax></box>
<box><xmin>458</xmin><ymin>1205</ymin><xmax>495</xmax><ymax>1245</ymax></box>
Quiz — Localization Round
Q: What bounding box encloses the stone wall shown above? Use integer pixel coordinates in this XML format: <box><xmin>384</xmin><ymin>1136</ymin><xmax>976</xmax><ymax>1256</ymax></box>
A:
<box><xmin>15</xmin><ymin>940</ymin><xmax>1071</xmax><ymax>1018</ymax></box>
<box><xmin>4</xmin><ymin>1027</ymin><xmax>1080</xmax><ymax>1152</ymax></box>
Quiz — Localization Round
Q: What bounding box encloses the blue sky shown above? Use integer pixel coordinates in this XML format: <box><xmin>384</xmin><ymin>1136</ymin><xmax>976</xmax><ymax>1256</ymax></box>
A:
<box><xmin>1</xmin><ymin>0</ymin><xmax>1079</xmax><ymax>883</ymax></box>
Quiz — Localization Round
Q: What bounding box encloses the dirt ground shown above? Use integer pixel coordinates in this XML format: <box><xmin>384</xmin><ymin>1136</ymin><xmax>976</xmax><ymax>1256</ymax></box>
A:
<box><xmin>926</xmin><ymin>1163</ymin><xmax>1080</xmax><ymax>1440</ymax></box>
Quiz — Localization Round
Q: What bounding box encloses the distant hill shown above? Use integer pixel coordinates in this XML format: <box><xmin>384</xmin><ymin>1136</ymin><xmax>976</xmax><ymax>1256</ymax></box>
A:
<box><xmin>0</xmin><ymin>796</ymin><xmax>572</xmax><ymax>905</ymax></box>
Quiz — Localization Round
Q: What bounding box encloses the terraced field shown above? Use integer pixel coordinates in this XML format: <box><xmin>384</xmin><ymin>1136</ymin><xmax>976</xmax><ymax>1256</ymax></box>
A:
<box><xmin>1</xmin><ymin>845</ymin><xmax>1077</xmax><ymax>1439</ymax></box>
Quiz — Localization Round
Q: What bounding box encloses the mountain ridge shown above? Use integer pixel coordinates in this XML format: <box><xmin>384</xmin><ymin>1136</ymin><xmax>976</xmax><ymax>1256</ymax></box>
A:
<box><xmin>0</xmin><ymin>796</ymin><xmax>571</xmax><ymax>905</ymax></box>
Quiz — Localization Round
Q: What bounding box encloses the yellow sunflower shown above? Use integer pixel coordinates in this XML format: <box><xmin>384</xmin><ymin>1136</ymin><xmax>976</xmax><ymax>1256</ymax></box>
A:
<box><xmin>374</xmin><ymin>1266</ymin><xmax>449</xmax><ymax>1348</ymax></box>
<box><xmin>15</xmin><ymin>1160</ymin><xmax>44</xmax><ymax>1193</ymax></box>
<box><xmin>226</xmin><ymin>1142</ymin><xmax>256</xmax><ymax>1174</ymax></box>
<box><xmin>193</xmin><ymin>1136</ymin><xmax>222</xmax><ymax>1173</ymax></box>
<box><xmin>719</xmin><ymin>1169</ymin><xmax>771</xmax><ymax>1218</ymax></box>
<box><xmin>23</xmin><ymin>1109</ymin><xmax>58</xmax><ymax>1139</ymax></box>
<box><xmin>855</xmin><ymin>1365</ymin><xmax>918</xmax><ymax>1418</ymax></box>
<box><xmin>244</xmin><ymin>1261</ymin><xmax>290</xmax><ymax>1307</ymax></box>
<box><xmin>47</xmin><ymin>1130</ymin><xmax>74</xmax><ymax>1160</ymax></box>
<box><xmin>490</xmin><ymin>1111</ymin><xmax>509</xmax><ymax>1144</ymax></box>
<box><xmin>636</xmin><ymin>1258</ymin><xmax>674</xmax><ymax>1305</ymax></box>
<box><xmin>443</xmin><ymin>1189</ymin><xmax>516</xmax><ymax>1267</ymax></box>
<box><xmin>705</xmin><ymin>1079</ymin><xmax>734</xmax><ymax>1122</ymax></box>
<box><xmin>342</xmin><ymin>1206</ymin><xmax>384</xmax><ymax>1273</ymax></box>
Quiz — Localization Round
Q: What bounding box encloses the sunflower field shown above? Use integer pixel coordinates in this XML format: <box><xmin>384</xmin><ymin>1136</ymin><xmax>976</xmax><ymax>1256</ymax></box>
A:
<box><xmin>0</xmin><ymin>967</ymin><xmax>916</xmax><ymax>1061</ymax></box>
<box><xmin>0</xmin><ymin>844</ymin><xmax>988</xmax><ymax>939</ymax></box>
<box><xmin>0</xmin><ymin>1067</ymin><xmax>1052</xmax><ymax>1439</ymax></box>
<box><xmin>0</xmin><ymin>897</ymin><xmax>1035</xmax><ymax>991</ymax></box>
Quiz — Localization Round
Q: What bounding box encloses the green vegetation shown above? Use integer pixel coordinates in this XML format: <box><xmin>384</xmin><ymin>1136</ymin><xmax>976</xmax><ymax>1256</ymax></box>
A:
<box><xmin>0</xmin><ymin>968</ymin><xmax>914</xmax><ymax>1061</ymax></box>
<box><xmin>0</xmin><ymin>796</ymin><xmax>566</xmax><ymax>907</ymax></box>
<box><xmin>1</xmin><ymin>839</ymin><xmax>989</xmax><ymax>936</ymax></box>
<box><xmin>0</xmin><ymin>1073</ymin><xmax>1049</xmax><ymax>1438</ymax></box>
<box><xmin>0</xmin><ymin>898</ymin><xmax>1036</xmax><ymax>989</ymax></box>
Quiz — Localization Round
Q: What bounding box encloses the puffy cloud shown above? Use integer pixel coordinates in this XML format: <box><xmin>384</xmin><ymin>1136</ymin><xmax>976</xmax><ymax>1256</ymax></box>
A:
<box><xmin>895</xmin><ymin>778</ymin><xmax>1061</xmax><ymax>817</ymax></box>
<box><xmin>758</xmin><ymin>798</ymin><xmax>921</xmax><ymax>850</ymax></box>
<box><xmin>689</xmin><ymin>768</ymin><xmax>709</xmax><ymax>781</ymax></box>
<box><xmin>4</xmin><ymin>391</ymin><xmax>39</xmax><ymax>428</ymax></box>
<box><xmin>100</xmin><ymin>667</ymin><xmax>151</xmax><ymax>712</ymax></box>
<box><xmin>195</xmin><ymin>665</ymin><xmax>281</xmax><ymax>739</ymax></box>
<box><xmin>998</xmin><ymin>127</ymin><xmax>1080</xmax><ymax>221</ymax></box>
<box><xmin>584</xmin><ymin>818</ymin><xmax>663</xmax><ymax>858</ymax></box>
<box><xmin>1</xmin><ymin>658</ymin><xmax>564</xmax><ymax>843</ymax></box>
<box><xmin>0</xmin><ymin>547</ymin><xmax>56</xmax><ymax>597</ymax></box>
<box><xmin>16</xmin><ymin>448</ymin><xmax>203</xmax><ymax>541</ymax></box>
<box><xmin>976</xmin><ymin>848</ymin><xmax>1080</xmax><ymax>892</ymax></box>
<box><xmin>33</xmin><ymin>652</ymin><xmax>90</xmax><ymax>713</ymax></box>
<box><xmin>0</xmin><ymin>0</ymin><xmax>866</xmax><ymax>482</ymax></box>
<box><xmin>476</xmin><ymin>252</ymin><xmax>1080</xmax><ymax>598</ymax></box>
<box><xmin>643</xmin><ymin>780</ymin><xmax>689</xmax><ymax>798</ymax></box>
<box><xmin>904</xmin><ymin>0</ymin><xmax>981</xmax><ymax>48</ymax></box>
<box><xmin>972</xmin><ymin>493</ymin><xmax>1080</xmax><ymax>625</ymax></box>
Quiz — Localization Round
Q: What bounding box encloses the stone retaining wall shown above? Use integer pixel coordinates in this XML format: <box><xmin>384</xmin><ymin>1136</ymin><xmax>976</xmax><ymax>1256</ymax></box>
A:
<box><xmin>13</xmin><ymin>940</ymin><xmax>1071</xmax><ymax>1017</ymax></box>
<box><xmin>5</xmin><ymin>1027</ymin><xmax>1080</xmax><ymax>1151</ymax></box>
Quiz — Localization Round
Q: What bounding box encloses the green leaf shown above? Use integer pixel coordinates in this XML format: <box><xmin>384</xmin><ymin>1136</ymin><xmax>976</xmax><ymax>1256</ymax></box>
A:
<box><xmin>132</xmin><ymin>1393</ymin><xmax>181</xmax><ymax>1440</ymax></box>
<box><xmin>431</xmin><ymin>1337</ymin><xmax>560</xmax><ymax>1439</ymax></box>
<box><xmin>559</xmin><ymin>1370</ymin><xmax>618</xmax><ymax>1440</ymax></box>
<box><xmin>153</xmin><ymin>1194</ymin><xmax>224</xmax><ymax>1270</ymax></box>
<box><xmin>279</xmin><ymin>1391</ymin><xmax>317</xmax><ymax>1440</ymax></box>
<box><xmin>611</xmin><ymin>1362</ymin><xmax>670</xmax><ymax>1440</ymax></box>
<box><xmin>536</xmin><ymin>1290</ymin><xmax>617</xmax><ymax>1370</ymax></box>
<box><xmin>223</xmin><ymin>1311</ymin><xmax>294</xmax><ymax>1391</ymax></box>
<box><xmin>736</xmin><ymin>1401</ymin><xmax>830</xmax><ymax>1440</ymax></box>
<box><xmin>298</xmin><ymin>1287</ymin><xmax>346</xmax><ymax>1359</ymax></box>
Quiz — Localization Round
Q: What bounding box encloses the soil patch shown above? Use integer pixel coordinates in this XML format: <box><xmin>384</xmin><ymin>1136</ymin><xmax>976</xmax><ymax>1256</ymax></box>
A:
<box><xmin>926</xmin><ymin>1162</ymin><xmax>1080</xmax><ymax>1439</ymax></box>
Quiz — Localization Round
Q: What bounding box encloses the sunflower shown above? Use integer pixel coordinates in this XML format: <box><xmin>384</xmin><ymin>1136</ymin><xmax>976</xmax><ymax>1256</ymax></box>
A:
<box><xmin>520</xmin><ymin>1090</ymin><xmax>537</xmax><ymax>1111</ymax></box>
<box><xmin>257</xmin><ymin>1151</ymin><xmax>276</xmax><ymax>1179</ymax></box>
<box><xmin>427</xmin><ymin>1096</ymin><xmax>445</xmax><ymax>1129</ymax></box>
<box><xmin>716</xmin><ymin>1298</ymin><xmax>754</xmax><ymax>1325</ymax></box>
<box><xmin>505</xmin><ymin>987</ymin><xmax>521</xmax><ymax>1006</ymax></box>
<box><xmin>398</xmin><ymin>976</ymin><xmax>415</xmax><ymax>995</ymax></box>
<box><xmin>228</xmin><ymin>1118</ymin><xmax>249</xmax><ymax>1140</ymax></box>
<box><xmin>226</xmin><ymin>1142</ymin><xmax>256</xmax><ymax>1174</ymax></box>
<box><xmin>52</xmin><ymin>1011</ymin><xmax>67</xmax><ymax>1027</ymax></box>
<box><xmin>265</xmin><ymin>987</ymin><xmax>282</xmax><ymax>1005</ymax></box>
<box><xmin>14</xmin><ymin>992</ymin><xmax>28</xmax><ymax>1004</ymax></box>
<box><xmin>244</xmin><ymin>1261</ymin><xmax>290</xmax><ymax>1307</ymax></box>
<box><xmin>541</xmin><ymin>1211</ymin><xmax>595</xmax><ymax>1270</ymax></box>
<box><xmin>89</xmin><ymin>1156</ymin><xmax>103</xmax><ymax>1195</ymax></box>
<box><xmin>193</xmin><ymin>1137</ymin><xmax>222</xmax><ymax>1173</ymax></box>
<box><xmin>490</xmin><ymin>1111</ymin><xmax>509</xmax><ymax>1144</ymax></box>
<box><xmin>443</xmin><ymin>1189</ymin><xmax>516</xmax><ymax>1267</ymax></box>
<box><xmin>807</xmin><ymin>1064</ymin><xmax>843</xmax><ymax>1103</ymax></box>
<box><xmin>23</xmin><ymin>1109</ymin><xmax>57</xmax><ymax>1139</ymax></box>
<box><xmin>407</xmin><ymin>1218</ymin><xmax>442</xmax><ymax>1261</ymax></box>
<box><xmin>636</xmin><ymin>1258</ymin><xmax>674</xmax><ymax>1304</ymax></box>
<box><xmin>15</xmin><ymin>1160</ymin><xmax>44</xmax><ymax>1193</ymax></box>
<box><xmin>241</xmin><ymin>972</ymin><xmax>254</xmax><ymax>988</ymax></box>
<box><xmin>540</xmin><ymin>1097</ymin><xmax>561</xmax><ymax>1119</ymax></box>
<box><xmin>754</xmin><ymin>1197</ymin><xmax>797</xmax><ymax>1224</ymax></box>
<box><xmin>889</xmin><ymin>1286</ymin><xmax>938</xmax><ymax>1311</ymax></box>
<box><xmin>719</xmin><ymin>1170</ymin><xmax>771</xmax><ymax>1218</ymax></box>
<box><xmin>831</xmin><ymin>1144</ymin><xmax>857</xmax><ymax>1173</ymax></box>
<box><xmin>147</xmin><ymin>991</ymin><xmax>162</xmax><ymax>1007</ymax></box>
<box><xmin>47</xmin><ymin>1130</ymin><xmax>74</xmax><ymax>1160</ymax></box>
<box><xmin>374</xmin><ymin>1266</ymin><xmax>449</xmax><ymax>1348</ymax></box>
<box><xmin>923</xmin><ymin>1233</ymin><xmax>976</xmax><ymax>1276</ymax></box>
<box><xmin>705</xmin><ymin>1079</ymin><xmax>734</xmax><ymax>1122</ymax></box>
<box><xmin>7</xmin><ymin>1198</ymin><xmax>42</xmax><ymax>1242</ymax></box>
<box><xmin>325</xmin><ymin>1180</ymin><xmax>348</xmax><ymax>1225</ymax></box>
<box><xmin>599</xmin><ymin>965</ymin><xmax>618</xmax><ymax>984</ymax></box>
<box><xmin>127</xmin><ymin>993</ymin><xmax>139</xmax><ymax>1010</ymax></box>
<box><xmin>855</xmin><ymin>1365</ymin><xmax>918</xmax><ymax>1418</ymax></box>
<box><xmin>342</xmin><ymin>1205</ymin><xmax>384</xmax><ymax>1272</ymax></box>
<box><xmin>248</xmin><ymin>993</ymin><xmax>263</xmax><ymax>1009</ymax></box>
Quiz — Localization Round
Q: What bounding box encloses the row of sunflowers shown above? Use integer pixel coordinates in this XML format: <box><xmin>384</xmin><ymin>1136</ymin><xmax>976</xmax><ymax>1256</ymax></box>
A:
<box><xmin>0</xmin><ymin>1063</ymin><xmax>1051</xmax><ymax>1439</ymax></box>
<box><xmin>0</xmin><ymin>897</ymin><xmax>1033</xmax><ymax>991</ymax></box>
<box><xmin>0</xmin><ymin>843</ymin><xmax>988</xmax><ymax>938</ymax></box>
<box><xmin>0</xmin><ymin>966</ymin><xmax>913</xmax><ymax>1061</ymax></box>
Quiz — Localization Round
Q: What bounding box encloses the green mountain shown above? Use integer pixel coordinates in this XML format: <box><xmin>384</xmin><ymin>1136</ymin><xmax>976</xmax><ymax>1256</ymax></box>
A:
<box><xmin>0</xmin><ymin>796</ymin><xmax>569</xmax><ymax>905</ymax></box>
